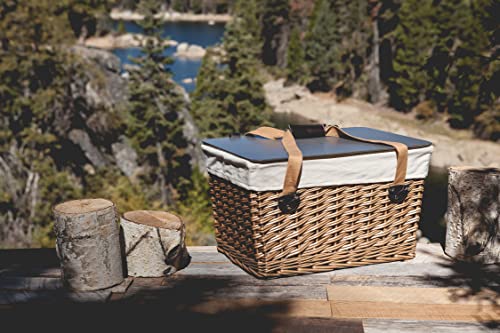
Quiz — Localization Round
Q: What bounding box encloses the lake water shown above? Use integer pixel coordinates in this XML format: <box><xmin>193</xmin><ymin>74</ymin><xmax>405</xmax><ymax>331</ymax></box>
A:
<box><xmin>112</xmin><ymin>21</ymin><xmax>225</xmax><ymax>92</ymax></box>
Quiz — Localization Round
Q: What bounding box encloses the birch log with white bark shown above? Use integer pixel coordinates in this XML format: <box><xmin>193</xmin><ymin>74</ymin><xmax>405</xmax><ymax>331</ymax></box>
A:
<box><xmin>53</xmin><ymin>198</ymin><xmax>124</xmax><ymax>291</ymax></box>
<box><xmin>120</xmin><ymin>210</ymin><xmax>190</xmax><ymax>277</ymax></box>
<box><xmin>445</xmin><ymin>167</ymin><xmax>500</xmax><ymax>263</ymax></box>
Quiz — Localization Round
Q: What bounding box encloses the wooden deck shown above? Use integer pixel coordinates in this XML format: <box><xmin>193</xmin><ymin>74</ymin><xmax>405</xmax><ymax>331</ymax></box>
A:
<box><xmin>1</xmin><ymin>243</ymin><xmax>498</xmax><ymax>332</ymax></box>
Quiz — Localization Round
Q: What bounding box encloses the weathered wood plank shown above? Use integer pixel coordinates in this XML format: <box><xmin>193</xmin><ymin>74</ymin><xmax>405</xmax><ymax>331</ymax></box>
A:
<box><xmin>176</xmin><ymin>262</ymin><xmax>249</xmax><ymax>276</ymax></box>
<box><xmin>189</xmin><ymin>299</ymin><xmax>332</xmax><ymax>318</ymax></box>
<box><xmin>410</xmin><ymin>243</ymin><xmax>448</xmax><ymax>263</ymax></box>
<box><xmin>327</xmin><ymin>285</ymin><xmax>498</xmax><ymax>305</ymax></box>
<box><xmin>200</xmin><ymin>285</ymin><xmax>327</xmax><ymax>300</ymax></box>
<box><xmin>0</xmin><ymin>248</ymin><xmax>59</xmax><ymax>267</ymax></box>
<box><xmin>329</xmin><ymin>261</ymin><xmax>457</xmax><ymax>277</ymax></box>
<box><xmin>363</xmin><ymin>319</ymin><xmax>499</xmax><ymax>333</ymax></box>
<box><xmin>330</xmin><ymin>275</ymin><xmax>477</xmax><ymax>288</ymax></box>
<box><xmin>0</xmin><ymin>267</ymin><xmax>61</xmax><ymax>278</ymax></box>
<box><xmin>0</xmin><ymin>277</ymin><xmax>62</xmax><ymax>290</ymax></box>
<box><xmin>0</xmin><ymin>290</ymin><xmax>111</xmax><ymax>304</ymax></box>
<box><xmin>128</xmin><ymin>280</ymin><xmax>328</xmax><ymax>300</ymax></box>
<box><xmin>272</xmin><ymin>317</ymin><xmax>364</xmax><ymax>333</ymax></box>
<box><xmin>188</xmin><ymin>251</ymin><xmax>231</xmax><ymax>263</ymax></box>
<box><xmin>187</xmin><ymin>246</ymin><xmax>218</xmax><ymax>253</ymax></box>
<box><xmin>64</xmin><ymin>290</ymin><xmax>112</xmax><ymax>303</ymax></box>
<box><xmin>330</xmin><ymin>301</ymin><xmax>499</xmax><ymax>322</ymax></box>
<box><xmin>167</xmin><ymin>273</ymin><xmax>331</xmax><ymax>286</ymax></box>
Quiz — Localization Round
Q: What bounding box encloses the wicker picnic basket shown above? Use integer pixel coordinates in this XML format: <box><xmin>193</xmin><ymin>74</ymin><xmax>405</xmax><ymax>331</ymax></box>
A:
<box><xmin>202</xmin><ymin>124</ymin><xmax>433</xmax><ymax>278</ymax></box>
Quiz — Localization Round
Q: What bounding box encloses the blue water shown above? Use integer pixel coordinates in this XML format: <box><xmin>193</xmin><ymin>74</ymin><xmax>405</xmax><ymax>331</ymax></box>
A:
<box><xmin>113</xmin><ymin>21</ymin><xmax>225</xmax><ymax>92</ymax></box>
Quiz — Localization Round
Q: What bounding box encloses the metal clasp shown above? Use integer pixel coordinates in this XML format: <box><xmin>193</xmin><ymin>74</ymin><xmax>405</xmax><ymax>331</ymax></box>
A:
<box><xmin>278</xmin><ymin>192</ymin><xmax>301</xmax><ymax>214</ymax></box>
<box><xmin>388</xmin><ymin>185</ymin><xmax>409</xmax><ymax>204</ymax></box>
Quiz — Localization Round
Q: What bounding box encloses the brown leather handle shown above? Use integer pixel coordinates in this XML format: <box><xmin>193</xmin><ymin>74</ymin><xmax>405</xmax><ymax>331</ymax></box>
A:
<box><xmin>247</xmin><ymin>125</ymin><xmax>408</xmax><ymax>197</ymax></box>
<box><xmin>247</xmin><ymin>127</ymin><xmax>302</xmax><ymax>196</ymax></box>
<box><xmin>324</xmin><ymin>125</ymin><xmax>408</xmax><ymax>185</ymax></box>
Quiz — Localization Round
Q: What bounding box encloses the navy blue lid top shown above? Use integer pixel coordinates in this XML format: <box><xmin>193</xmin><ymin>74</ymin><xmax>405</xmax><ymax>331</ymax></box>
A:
<box><xmin>202</xmin><ymin>127</ymin><xmax>432</xmax><ymax>163</ymax></box>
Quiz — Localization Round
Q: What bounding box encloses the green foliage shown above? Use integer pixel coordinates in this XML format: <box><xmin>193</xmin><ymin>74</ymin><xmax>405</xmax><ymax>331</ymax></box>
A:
<box><xmin>261</xmin><ymin>0</ymin><xmax>290</xmax><ymax>66</ymax></box>
<box><xmin>32</xmin><ymin>161</ymin><xmax>82</xmax><ymax>247</ymax></box>
<box><xmin>390</xmin><ymin>0</ymin><xmax>497</xmax><ymax>129</ymax></box>
<box><xmin>0</xmin><ymin>1</ymin><xmax>87</xmax><ymax>246</ymax></box>
<box><xmin>286</xmin><ymin>28</ymin><xmax>306</xmax><ymax>84</ymax></box>
<box><xmin>0</xmin><ymin>0</ymin><xmax>128</xmax><ymax>247</ymax></box>
<box><xmin>85</xmin><ymin>168</ymin><xmax>151</xmax><ymax>213</ymax></box>
<box><xmin>304</xmin><ymin>0</ymin><xmax>370</xmax><ymax>95</ymax></box>
<box><xmin>304</xmin><ymin>0</ymin><xmax>341</xmax><ymax>92</ymax></box>
<box><xmin>176</xmin><ymin>168</ymin><xmax>214</xmax><ymax>245</ymax></box>
<box><xmin>169</xmin><ymin>0</ymin><xmax>233</xmax><ymax>14</ymax></box>
<box><xmin>127</xmin><ymin>0</ymin><xmax>191</xmax><ymax>206</ymax></box>
<box><xmin>117</xmin><ymin>20</ymin><xmax>126</xmax><ymax>34</ymax></box>
<box><xmin>473</xmin><ymin>103</ymin><xmax>500</xmax><ymax>141</ymax></box>
<box><xmin>63</xmin><ymin>0</ymin><xmax>116</xmax><ymax>38</ymax></box>
<box><xmin>191</xmin><ymin>1</ymin><xmax>272</xmax><ymax>138</ymax></box>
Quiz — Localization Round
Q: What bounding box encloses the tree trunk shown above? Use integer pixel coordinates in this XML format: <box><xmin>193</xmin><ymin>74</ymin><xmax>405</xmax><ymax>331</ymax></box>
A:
<box><xmin>120</xmin><ymin>210</ymin><xmax>191</xmax><ymax>277</ymax></box>
<box><xmin>445</xmin><ymin>167</ymin><xmax>500</xmax><ymax>263</ymax></box>
<box><xmin>368</xmin><ymin>3</ymin><xmax>387</xmax><ymax>105</ymax></box>
<box><xmin>276</xmin><ymin>23</ymin><xmax>290</xmax><ymax>69</ymax></box>
<box><xmin>53</xmin><ymin>198</ymin><xmax>124</xmax><ymax>291</ymax></box>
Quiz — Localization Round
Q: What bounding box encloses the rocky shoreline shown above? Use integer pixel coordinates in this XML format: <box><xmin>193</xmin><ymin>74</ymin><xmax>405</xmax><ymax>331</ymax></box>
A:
<box><xmin>83</xmin><ymin>34</ymin><xmax>207</xmax><ymax>60</ymax></box>
<box><xmin>110</xmin><ymin>9</ymin><xmax>232</xmax><ymax>23</ymax></box>
<box><xmin>264</xmin><ymin>79</ymin><xmax>500</xmax><ymax>170</ymax></box>
<box><xmin>84</xmin><ymin>33</ymin><xmax>178</xmax><ymax>50</ymax></box>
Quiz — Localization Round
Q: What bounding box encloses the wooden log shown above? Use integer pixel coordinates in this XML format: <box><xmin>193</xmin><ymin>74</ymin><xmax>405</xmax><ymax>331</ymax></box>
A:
<box><xmin>53</xmin><ymin>198</ymin><xmax>124</xmax><ymax>291</ymax></box>
<box><xmin>120</xmin><ymin>210</ymin><xmax>191</xmax><ymax>277</ymax></box>
<box><xmin>445</xmin><ymin>167</ymin><xmax>500</xmax><ymax>263</ymax></box>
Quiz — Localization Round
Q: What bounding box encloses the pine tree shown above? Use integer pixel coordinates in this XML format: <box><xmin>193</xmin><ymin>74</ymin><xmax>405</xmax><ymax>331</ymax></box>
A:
<box><xmin>390</xmin><ymin>0</ymin><xmax>495</xmax><ymax>130</ymax></box>
<box><xmin>389</xmin><ymin>0</ymin><xmax>436</xmax><ymax>110</ymax></box>
<box><xmin>261</xmin><ymin>0</ymin><xmax>291</xmax><ymax>67</ymax></box>
<box><xmin>191</xmin><ymin>0</ymin><xmax>272</xmax><ymax>138</ymax></box>
<box><xmin>191</xmin><ymin>49</ymin><xmax>236</xmax><ymax>137</ymax></box>
<box><xmin>127</xmin><ymin>0</ymin><xmax>190</xmax><ymax>206</ymax></box>
<box><xmin>304</xmin><ymin>0</ymin><xmax>341</xmax><ymax>92</ymax></box>
<box><xmin>0</xmin><ymin>0</ymin><xmax>114</xmax><ymax>246</ymax></box>
<box><xmin>445</xmin><ymin>0</ymin><xmax>492</xmax><ymax>128</ymax></box>
<box><xmin>286</xmin><ymin>27</ymin><xmax>306</xmax><ymax>84</ymax></box>
<box><xmin>65</xmin><ymin>0</ymin><xmax>115</xmax><ymax>39</ymax></box>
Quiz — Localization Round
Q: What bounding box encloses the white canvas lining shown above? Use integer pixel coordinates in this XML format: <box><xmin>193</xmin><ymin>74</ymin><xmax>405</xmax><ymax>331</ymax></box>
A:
<box><xmin>202</xmin><ymin>144</ymin><xmax>433</xmax><ymax>192</ymax></box>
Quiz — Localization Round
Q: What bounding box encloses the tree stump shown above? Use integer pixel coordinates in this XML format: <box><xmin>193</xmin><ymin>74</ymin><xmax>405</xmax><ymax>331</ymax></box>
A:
<box><xmin>120</xmin><ymin>210</ymin><xmax>191</xmax><ymax>277</ymax></box>
<box><xmin>445</xmin><ymin>167</ymin><xmax>500</xmax><ymax>263</ymax></box>
<box><xmin>53</xmin><ymin>198</ymin><xmax>124</xmax><ymax>291</ymax></box>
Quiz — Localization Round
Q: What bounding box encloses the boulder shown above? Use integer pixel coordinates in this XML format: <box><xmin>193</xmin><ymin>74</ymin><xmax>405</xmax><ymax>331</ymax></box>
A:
<box><xmin>112</xmin><ymin>137</ymin><xmax>140</xmax><ymax>179</ymax></box>
<box><xmin>174</xmin><ymin>43</ymin><xmax>206</xmax><ymax>59</ymax></box>
<box><xmin>71</xmin><ymin>45</ymin><xmax>121</xmax><ymax>73</ymax></box>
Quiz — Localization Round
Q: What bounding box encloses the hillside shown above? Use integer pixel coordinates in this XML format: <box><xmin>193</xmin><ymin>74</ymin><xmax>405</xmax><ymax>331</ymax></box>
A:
<box><xmin>265</xmin><ymin>80</ymin><xmax>500</xmax><ymax>170</ymax></box>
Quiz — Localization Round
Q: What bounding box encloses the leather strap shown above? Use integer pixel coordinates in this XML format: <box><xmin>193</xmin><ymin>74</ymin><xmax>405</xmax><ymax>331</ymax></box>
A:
<box><xmin>324</xmin><ymin>125</ymin><xmax>408</xmax><ymax>185</ymax></box>
<box><xmin>247</xmin><ymin>127</ymin><xmax>302</xmax><ymax>195</ymax></box>
<box><xmin>247</xmin><ymin>125</ymin><xmax>408</xmax><ymax>196</ymax></box>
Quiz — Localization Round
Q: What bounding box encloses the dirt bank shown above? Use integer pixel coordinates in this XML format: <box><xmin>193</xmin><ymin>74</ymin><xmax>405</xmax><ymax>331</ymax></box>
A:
<box><xmin>264</xmin><ymin>79</ymin><xmax>500</xmax><ymax>169</ymax></box>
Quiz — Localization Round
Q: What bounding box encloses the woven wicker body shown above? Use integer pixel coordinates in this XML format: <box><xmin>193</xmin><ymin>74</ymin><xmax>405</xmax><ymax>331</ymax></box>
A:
<box><xmin>209</xmin><ymin>175</ymin><xmax>425</xmax><ymax>278</ymax></box>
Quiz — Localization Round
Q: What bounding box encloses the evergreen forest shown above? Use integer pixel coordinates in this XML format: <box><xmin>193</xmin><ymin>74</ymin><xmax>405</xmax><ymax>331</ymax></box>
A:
<box><xmin>0</xmin><ymin>0</ymin><xmax>498</xmax><ymax>248</ymax></box>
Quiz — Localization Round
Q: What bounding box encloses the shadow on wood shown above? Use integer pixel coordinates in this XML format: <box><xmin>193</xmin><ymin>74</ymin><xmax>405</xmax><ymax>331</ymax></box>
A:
<box><xmin>416</xmin><ymin>247</ymin><xmax>500</xmax><ymax>329</ymax></box>
<box><xmin>0</xmin><ymin>248</ymin><xmax>363</xmax><ymax>333</ymax></box>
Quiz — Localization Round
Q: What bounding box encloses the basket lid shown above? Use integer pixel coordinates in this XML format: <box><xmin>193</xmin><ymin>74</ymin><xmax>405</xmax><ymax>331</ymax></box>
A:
<box><xmin>202</xmin><ymin>127</ymin><xmax>432</xmax><ymax>163</ymax></box>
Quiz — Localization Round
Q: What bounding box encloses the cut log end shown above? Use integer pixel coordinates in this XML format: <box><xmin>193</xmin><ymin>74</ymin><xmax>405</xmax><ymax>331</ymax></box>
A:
<box><xmin>449</xmin><ymin>166</ymin><xmax>500</xmax><ymax>173</ymax></box>
<box><xmin>53</xmin><ymin>198</ymin><xmax>114</xmax><ymax>214</ymax></box>
<box><xmin>123</xmin><ymin>210</ymin><xmax>183</xmax><ymax>230</ymax></box>
<box><xmin>120</xmin><ymin>210</ymin><xmax>190</xmax><ymax>277</ymax></box>
<box><xmin>445</xmin><ymin>166</ymin><xmax>500</xmax><ymax>264</ymax></box>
